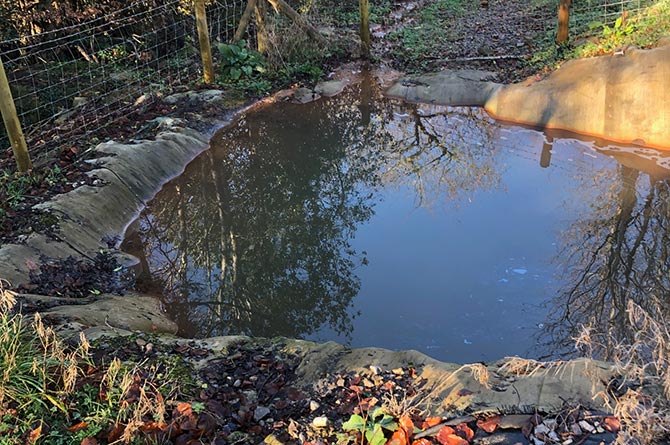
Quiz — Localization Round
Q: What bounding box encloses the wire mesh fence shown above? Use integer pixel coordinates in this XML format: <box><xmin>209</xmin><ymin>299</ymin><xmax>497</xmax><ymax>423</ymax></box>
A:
<box><xmin>0</xmin><ymin>0</ymin><xmax>244</xmax><ymax>166</ymax></box>
<box><xmin>572</xmin><ymin>0</ymin><xmax>658</xmax><ymax>24</ymax></box>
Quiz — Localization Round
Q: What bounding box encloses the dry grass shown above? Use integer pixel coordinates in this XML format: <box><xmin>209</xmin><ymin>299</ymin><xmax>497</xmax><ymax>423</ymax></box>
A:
<box><xmin>578</xmin><ymin>301</ymin><xmax>670</xmax><ymax>445</ymax></box>
<box><xmin>498</xmin><ymin>357</ymin><xmax>565</xmax><ymax>377</ymax></box>
<box><xmin>0</xmin><ymin>279</ymin><xmax>170</xmax><ymax>443</ymax></box>
<box><xmin>382</xmin><ymin>388</ymin><xmax>430</xmax><ymax>419</ymax></box>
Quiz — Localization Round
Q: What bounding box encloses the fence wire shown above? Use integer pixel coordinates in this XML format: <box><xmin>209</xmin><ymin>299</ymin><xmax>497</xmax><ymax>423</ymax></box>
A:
<box><xmin>0</xmin><ymin>0</ymin><xmax>244</xmax><ymax>165</ymax></box>
<box><xmin>572</xmin><ymin>0</ymin><xmax>659</xmax><ymax>26</ymax></box>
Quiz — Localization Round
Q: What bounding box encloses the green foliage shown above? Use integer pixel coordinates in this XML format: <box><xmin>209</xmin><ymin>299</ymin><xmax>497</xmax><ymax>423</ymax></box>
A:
<box><xmin>387</xmin><ymin>0</ymin><xmax>470</xmax><ymax>70</ymax></box>
<box><xmin>602</xmin><ymin>16</ymin><xmax>636</xmax><ymax>39</ymax></box>
<box><xmin>340</xmin><ymin>407</ymin><xmax>398</xmax><ymax>445</ymax></box>
<box><xmin>0</xmin><ymin>285</ymin><xmax>193</xmax><ymax>444</ymax></box>
<box><xmin>531</xmin><ymin>0</ymin><xmax>670</xmax><ymax>68</ymax></box>
<box><xmin>218</xmin><ymin>40</ymin><xmax>266</xmax><ymax>81</ymax></box>
<box><xmin>97</xmin><ymin>44</ymin><xmax>129</xmax><ymax>64</ymax></box>
<box><xmin>329</xmin><ymin>0</ymin><xmax>393</xmax><ymax>26</ymax></box>
<box><xmin>0</xmin><ymin>166</ymin><xmax>67</xmax><ymax>222</ymax></box>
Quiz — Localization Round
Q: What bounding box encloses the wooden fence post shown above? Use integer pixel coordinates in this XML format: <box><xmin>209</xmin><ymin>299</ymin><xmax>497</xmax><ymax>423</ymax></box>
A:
<box><xmin>556</xmin><ymin>0</ymin><xmax>571</xmax><ymax>44</ymax></box>
<box><xmin>359</xmin><ymin>0</ymin><xmax>371</xmax><ymax>59</ymax></box>
<box><xmin>195</xmin><ymin>0</ymin><xmax>215</xmax><ymax>83</ymax></box>
<box><xmin>0</xmin><ymin>56</ymin><xmax>31</xmax><ymax>172</ymax></box>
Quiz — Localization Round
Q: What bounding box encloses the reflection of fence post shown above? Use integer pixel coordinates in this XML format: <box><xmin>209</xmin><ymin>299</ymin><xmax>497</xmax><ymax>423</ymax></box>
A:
<box><xmin>359</xmin><ymin>0</ymin><xmax>371</xmax><ymax>59</ymax></box>
<box><xmin>0</xmin><ymin>57</ymin><xmax>31</xmax><ymax>172</ymax></box>
<box><xmin>540</xmin><ymin>137</ymin><xmax>553</xmax><ymax>168</ymax></box>
<box><xmin>556</xmin><ymin>0</ymin><xmax>571</xmax><ymax>44</ymax></box>
<box><xmin>195</xmin><ymin>0</ymin><xmax>215</xmax><ymax>83</ymax></box>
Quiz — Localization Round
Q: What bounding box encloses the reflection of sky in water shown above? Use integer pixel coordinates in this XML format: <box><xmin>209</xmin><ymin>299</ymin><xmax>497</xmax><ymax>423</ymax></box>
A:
<box><xmin>124</xmin><ymin>78</ymin><xmax>670</xmax><ymax>364</ymax></box>
<box><xmin>308</xmin><ymin>131</ymin><xmax>617</xmax><ymax>362</ymax></box>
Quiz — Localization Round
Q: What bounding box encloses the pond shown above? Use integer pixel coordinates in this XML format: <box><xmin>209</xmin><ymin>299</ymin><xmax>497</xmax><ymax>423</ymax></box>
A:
<box><xmin>122</xmin><ymin>73</ymin><xmax>670</xmax><ymax>364</ymax></box>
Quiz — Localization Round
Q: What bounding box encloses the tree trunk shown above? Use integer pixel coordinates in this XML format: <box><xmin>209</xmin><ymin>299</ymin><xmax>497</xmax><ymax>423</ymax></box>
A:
<box><xmin>233</xmin><ymin>0</ymin><xmax>258</xmax><ymax>42</ymax></box>
<box><xmin>255</xmin><ymin>0</ymin><xmax>269</xmax><ymax>53</ymax></box>
<box><xmin>265</xmin><ymin>0</ymin><xmax>326</xmax><ymax>45</ymax></box>
<box><xmin>556</xmin><ymin>0</ymin><xmax>571</xmax><ymax>44</ymax></box>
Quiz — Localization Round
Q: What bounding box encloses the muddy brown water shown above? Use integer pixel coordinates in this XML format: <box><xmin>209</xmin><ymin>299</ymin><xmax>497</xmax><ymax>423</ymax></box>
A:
<box><xmin>122</xmin><ymin>77</ymin><xmax>670</xmax><ymax>364</ymax></box>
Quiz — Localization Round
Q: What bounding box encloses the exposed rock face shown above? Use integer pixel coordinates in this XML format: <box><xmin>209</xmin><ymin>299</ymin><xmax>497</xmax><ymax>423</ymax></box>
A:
<box><xmin>386</xmin><ymin>39</ymin><xmax>670</xmax><ymax>149</ymax></box>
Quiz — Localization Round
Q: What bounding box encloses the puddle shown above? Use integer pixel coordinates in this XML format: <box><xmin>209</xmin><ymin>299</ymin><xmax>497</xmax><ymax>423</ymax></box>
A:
<box><xmin>122</xmin><ymin>75</ymin><xmax>670</xmax><ymax>363</ymax></box>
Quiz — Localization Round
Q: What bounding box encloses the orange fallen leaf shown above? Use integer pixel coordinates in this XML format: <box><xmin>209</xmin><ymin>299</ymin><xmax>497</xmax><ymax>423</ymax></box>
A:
<box><xmin>399</xmin><ymin>415</ymin><xmax>415</xmax><ymax>440</ymax></box>
<box><xmin>387</xmin><ymin>428</ymin><xmax>408</xmax><ymax>445</ymax></box>
<box><xmin>68</xmin><ymin>421</ymin><xmax>89</xmax><ymax>433</ymax></box>
<box><xmin>176</xmin><ymin>402</ymin><xmax>193</xmax><ymax>416</ymax></box>
<box><xmin>436</xmin><ymin>426</ymin><xmax>455</xmax><ymax>444</ymax></box>
<box><xmin>438</xmin><ymin>433</ymin><xmax>469</xmax><ymax>445</ymax></box>
<box><xmin>476</xmin><ymin>415</ymin><xmax>500</xmax><ymax>433</ymax></box>
<box><xmin>422</xmin><ymin>417</ymin><xmax>443</xmax><ymax>429</ymax></box>
<box><xmin>140</xmin><ymin>421</ymin><xmax>168</xmax><ymax>433</ymax></box>
<box><xmin>455</xmin><ymin>423</ymin><xmax>474</xmax><ymax>441</ymax></box>
<box><xmin>28</xmin><ymin>424</ymin><xmax>42</xmax><ymax>443</ymax></box>
<box><xmin>604</xmin><ymin>416</ymin><xmax>621</xmax><ymax>433</ymax></box>
<box><xmin>412</xmin><ymin>440</ymin><xmax>432</xmax><ymax>445</ymax></box>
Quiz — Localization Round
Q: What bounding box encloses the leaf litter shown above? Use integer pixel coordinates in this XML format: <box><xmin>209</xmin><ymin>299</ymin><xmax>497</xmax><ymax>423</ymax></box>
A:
<box><xmin>65</xmin><ymin>335</ymin><xmax>622</xmax><ymax>445</ymax></box>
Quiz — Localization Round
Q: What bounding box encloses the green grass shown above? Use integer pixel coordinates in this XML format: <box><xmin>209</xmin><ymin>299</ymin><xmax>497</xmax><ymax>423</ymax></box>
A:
<box><xmin>386</xmin><ymin>0</ymin><xmax>471</xmax><ymax>71</ymax></box>
<box><xmin>573</xmin><ymin>0</ymin><xmax>670</xmax><ymax>57</ymax></box>
<box><xmin>0</xmin><ymin>166</ymin><xmax>67</xmax><ymax>224</ymax></box>
<box><xmin>0</xmin><ymin>282</ymin><xmax>195</xmax><ymax>445</ymax></box>
<box><xmin>326</xmin><ymin>0</ymin><xmax>394</xmax><ymax>27</ymax></box>
<box><xmin>530</xmin><ymin>0</ymin><xmax>670</xmax><ymax>71</ymax></box>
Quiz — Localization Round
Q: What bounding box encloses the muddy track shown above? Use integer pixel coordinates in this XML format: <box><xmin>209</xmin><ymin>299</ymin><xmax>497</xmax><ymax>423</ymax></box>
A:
<box><xmin>375</xmin><ymin>0</ymin><xmax>556</xmax><ymax>82</ymax></box>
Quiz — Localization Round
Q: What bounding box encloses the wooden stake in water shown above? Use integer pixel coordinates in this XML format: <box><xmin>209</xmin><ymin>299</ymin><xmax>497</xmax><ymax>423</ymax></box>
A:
<box><xmin>195</xmin><ymin>0</ymin><xmax>215</xmax><ymax>83</ymax></box>
<box><xmin>359</xmin><ymin>0</ymin><xmax>371</xmax><ymax>59</ymax></box>
<box><xmin>556</xmin><ymin>0</ymin><xmax>571</xmax><ymax>44</ymax></box>
<box><xmin>0</xmin><ymin>56</ymin><xmax>31</xmax><ymax>172</ymax></box>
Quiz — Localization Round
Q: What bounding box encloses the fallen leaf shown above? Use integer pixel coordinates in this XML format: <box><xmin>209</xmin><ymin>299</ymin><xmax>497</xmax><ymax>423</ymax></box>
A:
<box><xmin>455</xmin><ymin>423</ymin><xmax>474</xmax><ymax>441</ymax></box>
<box><xmin>604</xmin><ymin>416</ymin><xmax>621</xmax><ymax>433</ymax></box>
<box><xmin>387</xmin><ymin>429</ymin><xmax>408</xmax><ymax>445</ymax></box>
<box><xmin>422</xmin><ymin>417</ymin><xmax>443</xmax><ymax>429</ymax></box>
<box><xmin>140</xmin><ymin>421</ymin><xmax>168</xmax><ymax>433</ymax></box>
<box><xmin>476</xmin><ymin>415</ymin><xmax>500</xmax><ymax>433</ymax></box>
<box><xmin>399</xmin><ymin>415</ymin><xmax>415</xmax><ymax>440</ymax></box>
<box><xmin>437</xmin><ymin>433</ymin><xmax>469</xmax><ymax>445</ymax></box>
<box><xmin>28</xmin><ymin>424</ymin><xmax>42</xmax><ymax>443</ymax></box>
<box><xmin>176</xmin><ymin>402</ymin><xmax>193</xmax><ymax>416</ymax></box>
<box><xmin>107</xmin><ymin>423</ymin><xmax>124</xmax><ymax>442</ymax></box>
<box><xmin>68</xmin><ymin>421</ymin><xmax>89</xmax><ymax>433</ymax></box>
<box><xmin>412</xmin><ymin>440</ymin><xmax>432</xmax><ymax>445</ymax></box>
<box><xmin>81</xmin><ymin>438</ymin><xmax>98</xmax><ymax>445</ymax></box>
<box><xmin>436</xmin><ymin>426</ymin><xmax>455</xmax><ymax>444</ymax></box>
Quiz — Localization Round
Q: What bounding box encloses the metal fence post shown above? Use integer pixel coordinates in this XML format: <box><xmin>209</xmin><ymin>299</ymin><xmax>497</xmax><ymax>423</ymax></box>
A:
<box><xmin>195</xmin><ymin>0</ymin><xmax>215</xmax><ymax>83</ymax></box>
<box><xmin>0</xmin><ymin>56</ymin><xmax>32</xmax><ymax>172</ymax></box>
<box><xmin>359</xmin><ymin>0</ymin><xmax>371</xmax><ymax>59</ymax></box>
<box><xmin>557</xmin><ymin>0</ymin><xmax>571</xmax><ymax>44</ymax></box>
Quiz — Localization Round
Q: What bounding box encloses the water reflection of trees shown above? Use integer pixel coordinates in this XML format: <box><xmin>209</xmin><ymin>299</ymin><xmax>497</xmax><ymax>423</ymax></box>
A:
<box><xmin>126</xmin><ymin>75</ymin><xmax>502</xmax><ymax>339</ymax></box>
<box><xmin>543</xmin><ymin>165</ymin><xmax>670</xmax><ymax>359</ymax></box>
